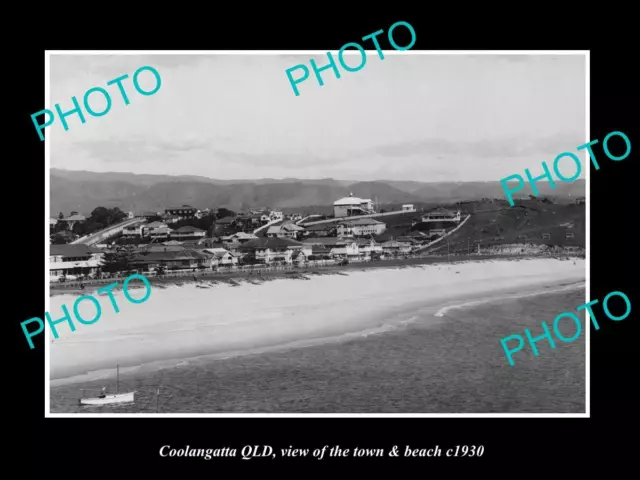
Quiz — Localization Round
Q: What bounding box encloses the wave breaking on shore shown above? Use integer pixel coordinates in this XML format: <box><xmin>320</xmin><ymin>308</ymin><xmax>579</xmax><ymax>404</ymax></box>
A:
<box><xmin>49</xmin><ymin>258</ymin><xmax>585</xmax><ymax>385</ymax></box>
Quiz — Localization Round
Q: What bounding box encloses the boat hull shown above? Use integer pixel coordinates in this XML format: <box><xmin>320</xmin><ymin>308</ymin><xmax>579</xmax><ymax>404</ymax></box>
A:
<box><xmin>79</xmin><ymin>392</ymin><xmax>135</xmax><ymax>406</ymax></box>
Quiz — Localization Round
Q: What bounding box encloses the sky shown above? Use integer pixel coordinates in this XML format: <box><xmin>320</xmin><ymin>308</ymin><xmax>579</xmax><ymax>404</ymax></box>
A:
<box><xmin>49</xmin><ymin>53</ymin><xmax>586</xmax><ymax>182</ymax></box>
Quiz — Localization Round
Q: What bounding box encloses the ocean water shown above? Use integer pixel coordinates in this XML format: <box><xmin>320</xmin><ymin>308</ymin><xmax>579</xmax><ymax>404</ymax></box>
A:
<box><xmin>49</xmin><ymin>286</ymin><xmax>586</xmax><ymax>414</ymax></box>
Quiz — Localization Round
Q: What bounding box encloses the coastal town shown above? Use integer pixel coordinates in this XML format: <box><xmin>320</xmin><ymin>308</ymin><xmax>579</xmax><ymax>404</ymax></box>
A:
<box><xmin>49</xmin><ymin>191</ymin><xmax>586</xmax><ymax>286</ymax></box>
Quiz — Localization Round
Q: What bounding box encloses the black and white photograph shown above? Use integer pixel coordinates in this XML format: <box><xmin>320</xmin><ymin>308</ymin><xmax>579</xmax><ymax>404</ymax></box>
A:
<box><xmin>46</xmin><ymin>51</ymin><xmax>587</xmax><ymax>415</ymax></box>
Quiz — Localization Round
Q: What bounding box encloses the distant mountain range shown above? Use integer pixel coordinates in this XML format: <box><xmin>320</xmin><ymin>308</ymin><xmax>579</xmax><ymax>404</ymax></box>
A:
<box><xmin>50</xmin><ymin>169</ymin><xmax>586</xmax><ymax>217</ymax></box>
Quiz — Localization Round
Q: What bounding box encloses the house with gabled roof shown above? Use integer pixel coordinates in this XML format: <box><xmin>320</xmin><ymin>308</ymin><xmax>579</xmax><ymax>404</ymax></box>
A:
<box><xmin>239</xmin><ymin>237</ymin><xmax>310</xmax><ymax>264</ymax></box>
<box><xmin>171</xmin><ymin>226</ymin><xmax>206</xmax><ymax>240</ymax></box>
<box><xmin>50</xmin><ymin>244</ymin><xmax>104</xmax><ymax>279</ymax></box>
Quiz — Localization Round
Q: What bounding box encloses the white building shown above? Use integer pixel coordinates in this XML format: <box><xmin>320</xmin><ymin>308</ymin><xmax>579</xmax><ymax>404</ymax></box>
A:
<box><xmin>333</xmin><ymin>193</ymin><xmax>375</xmax><ymax>218</ymax></box>
<box><xmin>123</xmin><ymin>224</ymin><xmax>143</xmax><ymax>237</ymax></box>
<box><xmin>337</xmin><ymin>218</ymin><xmax>386</xmax><ymax>237</ymax></box>
<box><xmin>269</xmin><ymin>210</ymin><xmax>284</xmax><ymax>222</ymax></box>
<box><xmin>171</xmin><ymin>226</ymin><xmax>206</xmax><ymax>239</ymax></box>
<box><xmin>421</xmin><ymin>208</ymin><xmax>461</xmax><ymax>223</ymax></box>
<box><xmin>240</xmin><ymin>237</ymin><xmax>311</xmax><ymax>264</ymax></box>
<box><xmin>202</xmin><ymin>248</ymin><xmax>237</xmax><ymax>265</ymax></box>
<box><xmin>402</xmin><ymin>204</ymin><xmax>415</xmax><ymax>212</ymax></box>
<box><xmin>49</xmin><ymin>244</ymin><xmax>104</xmax><ymax>280</ymax></box>
<box><xmin>142</xmin><ymin>221</ymin><xmax>172</xmax><ymax>239</ymax></box>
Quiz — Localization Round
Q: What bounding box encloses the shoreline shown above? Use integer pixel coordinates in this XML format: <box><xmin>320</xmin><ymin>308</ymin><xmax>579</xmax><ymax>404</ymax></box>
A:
<box><xmin>49</xmin><ymin>253</ymin><xmax>583</xmax><ymax>297</ymax></box>
<box><xmin>50</xmin><ymin>279</ymin><xmax>585</xmax><ymax>389</ymax></box>
<box><xmin>49</xmin><ymin>257</ymin><xmax>586</xmax><ymax>387</ymax></box>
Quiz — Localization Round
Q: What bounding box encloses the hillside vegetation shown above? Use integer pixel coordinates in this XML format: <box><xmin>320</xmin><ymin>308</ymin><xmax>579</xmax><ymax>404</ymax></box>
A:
<box><xmin>425</xmin><ymin>198</ymin><xmax>585</xmax><ymax>253</ymax></box>
<box><xmin>50</xmin><ymin>169</ymin><xmax>585</xmax><ymax>216</ymax></box>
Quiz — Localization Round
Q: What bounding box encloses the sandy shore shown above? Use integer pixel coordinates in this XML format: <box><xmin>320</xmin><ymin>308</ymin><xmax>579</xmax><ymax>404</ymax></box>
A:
<box><xmin>49</xmin><ymin>257</ymin><xmax>585</xmax><ymax>385</ymax></box>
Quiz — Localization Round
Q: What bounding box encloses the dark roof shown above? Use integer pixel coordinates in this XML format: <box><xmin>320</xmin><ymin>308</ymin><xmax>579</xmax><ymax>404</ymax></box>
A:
<box><xmin>217</xmin><ymin>216</ymin><xmax>236</xmax><ymax>224</ymax></box>
<box><xmin>140</xmin><ymin>245</ymin><xmax>185</xmax><ymax>253</ymax></box>
<box><xmin>240</xmin><ymin>237</ymin><xmax>303</xmax><ymax>250</ymax></box>
<box><xmin>50</xmin><ymin>244</ymin><xmax>102</xmax><ymax>256</ymax></box>
<box><xmin>373</xmin><ymin>233</ymin><xmax>394</xmax><ymax>242</ymax></box>
<box><xmin>301</xmin><ymin>237</ymin><xmax>349</xmax><ymax>246</ymax></box>
<box><xmin>339</xmin><ymin>218</ymin><xmax>384</xmax><ymax>225</ymax></box>
<box><xmin>173</xmin><ymin>226</ymin><xmax>205</xmax><ymax>233</ymax></box>
<box><xmin>135</xmin><ymin>249</ymin><xmax>209</xmax><ymax>262</ymax></box>
<box><xmin>354</xmin><ymin>238</ymin><xmax>376</xmax><ymax>246</ymax></box>
<box><xmin>305</xmin><ymin>224</ymin><xmax>335</xmax><ymax>231</ymax></box>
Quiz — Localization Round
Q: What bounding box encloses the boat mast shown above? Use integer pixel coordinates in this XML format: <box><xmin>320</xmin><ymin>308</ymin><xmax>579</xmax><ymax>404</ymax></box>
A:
<box><xmin>116</xmin><ymin>364</ymin><xmax>119</xmax><ymax>393</ymax></box>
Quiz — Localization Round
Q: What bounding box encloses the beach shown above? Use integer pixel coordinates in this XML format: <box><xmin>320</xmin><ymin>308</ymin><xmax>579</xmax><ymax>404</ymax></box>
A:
<box><xmin>49</xmin><ymin>257</ymin><xmax>586</xmax><ymax>413</ymax></box>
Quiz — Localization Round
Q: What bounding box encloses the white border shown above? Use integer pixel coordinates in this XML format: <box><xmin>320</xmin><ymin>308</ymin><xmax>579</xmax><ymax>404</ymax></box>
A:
<box><xmin>45</xmin><ymin>50</ymin><xmax>590</xmax><ymax>418</ymax></box>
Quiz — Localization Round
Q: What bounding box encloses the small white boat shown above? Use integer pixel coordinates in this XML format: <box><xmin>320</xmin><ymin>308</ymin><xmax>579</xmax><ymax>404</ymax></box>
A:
<box><xmin>79</xmin><ymin>391</ymin><xmax>135</xmax><ymax>406</ymax></box>
<box><xmin>78</xmin><ymin>364</ymin><xmax>135</xmax><ymax>406</ymax></box>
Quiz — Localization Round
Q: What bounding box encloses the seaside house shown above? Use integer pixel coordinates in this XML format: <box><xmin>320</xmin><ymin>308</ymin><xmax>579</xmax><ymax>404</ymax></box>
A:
<box><xmin>133</xmin><ymin>248</ymin><xmax>214</xmax><ymax>271</ymax></box>
<box><xmin>355</xmin><ymin>238</ymin><xmax>384</xmax><ymax>258</ymax></box>
<box><xmin>380</xmin><ymin>240</ymin><xmax>412</xmax><ymax>256</ymax></box>
<box><xmin>171</xmin><ymin>226</ymin><xmax>206</xmax><ymax>240</ymax></box>
<box><xmin>50</xmin><ymin>244</ymin><xmax>104</xmax><ymax>280</ymax></box>
<box><xmin>309</xmin><ymin>244</ymin><xmax>332</xmax><ymax>260</ymax></box>
<box><xmin>222</xmin><ymin>231</ymin><xmax>258</xmax><ymax>246</ymax></box>
<box><xmin>266</xmin><ymin>222</ymin><xmax>305</xmax><ymax>239</ymax></box>
<box><xmin>337</xmin><ymin>218</ymin><xmax>386</xmax><ymax>237</ymax></box>
<box><xmin>49</xmin><ymin>217</ymin><xmax>58</xmax><ymax>232</ymax></box>
<box><xmin>302</xmin><ymin>224</ymin><xmax>336</xmax><ymax>237</ymax></box>
<box><xmin>202</xmin><ymin>248</ymin><xmax>237</xmax><ymax>265</ymax></box>
<box><xmin>239</xmin><ymin>237</ymin><xmax>310</xmax><ymax>264</ymax></box>
<box><xmin>301</xmin><ymin>237</ymin><xmax>359</xmax><ymax>259</ymax></box>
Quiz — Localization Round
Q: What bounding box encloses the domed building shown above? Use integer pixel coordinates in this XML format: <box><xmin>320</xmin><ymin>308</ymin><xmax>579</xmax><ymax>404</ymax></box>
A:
<box><xmin>333</xmin><ymin>193</ymin><xmax>375</xmax><ymax>218</ymax></box>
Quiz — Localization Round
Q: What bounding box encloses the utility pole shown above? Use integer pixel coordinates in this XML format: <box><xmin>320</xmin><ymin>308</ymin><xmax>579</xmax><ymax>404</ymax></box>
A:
<box><xmin>467</xmin><ymin>237</ymin><xmax>470</xmax><ymax>256</ymax></box>
<box><xmin>156</xmin><ymin>388</ymin><xmax>160</xmax><ymax>413</ymax></box>
<box><xmin>447</xmin><ymin>239</ymin><xmax>450</xmax><ymax>263</ymax></box>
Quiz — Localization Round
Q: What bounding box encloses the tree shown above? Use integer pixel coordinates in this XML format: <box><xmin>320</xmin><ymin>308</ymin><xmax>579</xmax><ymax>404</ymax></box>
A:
<box><xmin>90</xmin><ymin>207</ymin><xmax>127</xmax><ymax>228</ymax></box>
<box><xmin>240</xmin><ymin>251</ymin><xmax>256</xmax><ymax>265</ymax></box>
<box><xmin>58</xmin><ymin>212</ymin><xmax>64</xmax><ymax>219</ymax></box>
<box><xmin>51</xmin><ymin>234</ymin><xmax>67</xmax><ymax>245</ymax></box>
<box><xmin>101</xmin><ymin>245</ymin><xmax>138</xmax><ymax>273</ymax></box>
<box><xmin>216</xmin><ymin>208</ymin><xmax>236</xmax><ymax>219</ymax></box>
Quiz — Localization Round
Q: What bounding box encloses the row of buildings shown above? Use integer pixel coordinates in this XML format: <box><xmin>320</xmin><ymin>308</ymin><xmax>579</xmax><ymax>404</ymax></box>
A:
<box><xmin>49</xmin><ymin>235</ymin><xmax>418</xmax><ymax>281</ymax></box>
